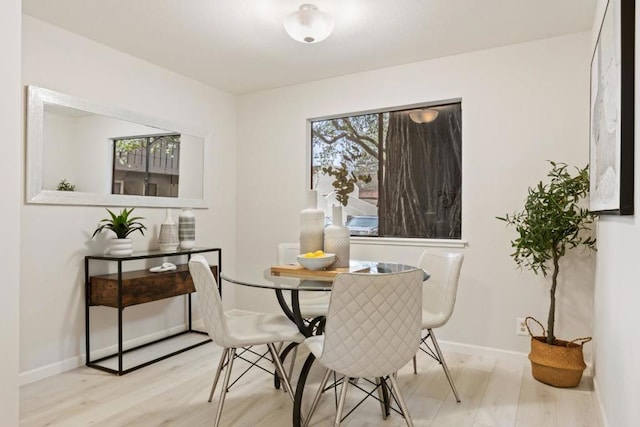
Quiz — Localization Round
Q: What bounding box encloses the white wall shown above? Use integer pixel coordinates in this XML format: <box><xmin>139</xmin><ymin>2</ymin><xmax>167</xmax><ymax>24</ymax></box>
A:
<box><xmin>591</xmin><ymin>1</ymin><xmax>640</xmax><ymax>426</ymax></box>
<box><xmin>0</xmin><ymin>0</ymin><xmax>22</xmax><ymax>423</ymax></box>
<box><xmin>236</xmin><ymin>32</ymin><xmax>595</xmax><ymax>354</ymax></box>
<box><xmin>20</xmin><ymin>16</ymin><xmax>237</xmax><ymax>381</ymax></box>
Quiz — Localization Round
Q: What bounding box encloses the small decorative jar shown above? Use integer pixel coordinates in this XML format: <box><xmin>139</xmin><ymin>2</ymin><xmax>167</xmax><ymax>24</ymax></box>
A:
<box><xmin>158</xmin><ymin>209</ymin><xmax>179</xmax><ymax>251</ymax></box>
<box><xmin>179</xmin><ymin>208</ymin><xmax>196</xmax><ymax>249</ymax></box>
<box><xmin>299</xmin><ymin>190</ymin><xmax>325</xmax><ymax>254</ymax></box>
<box><xmin>324</xmin><ymin>205</ymin><xmax>350</xmax><ymax>268</ymax></box>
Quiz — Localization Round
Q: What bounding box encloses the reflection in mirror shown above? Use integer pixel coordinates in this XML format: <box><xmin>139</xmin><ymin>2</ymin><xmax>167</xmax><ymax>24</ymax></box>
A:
<box><xmin>113</xmin><ymin>134</ymin><xmax>180</xmax><ymax>197</ymax></box>
<box><xmin>27</xmin><ymin>86</ymin><xmax>208</xmax><ymax>207</ymax></box>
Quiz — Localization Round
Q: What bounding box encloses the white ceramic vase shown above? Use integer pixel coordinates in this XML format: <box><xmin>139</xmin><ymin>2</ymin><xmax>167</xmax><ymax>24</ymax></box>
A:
<box><xmin>110</xmin><ymin>238</ymin><xmax>133</xmax><ymax>256</ymax></box>
<box><xmin>299</xmin><ymin>190</ymin><xmax>325</xmax><ymax>254</ymax></box>
<box><xmin>158</xmin><ymin>209</ymin><xmax>179</xmax><ymax>251</ymax></box>
<box><xmin>179</xmin><ymin>208</ymin><xmax>196</xmax><ymax>249</ymax></box>
<box><xmin>324</xmin><ymin>205</ymin><xmax>350</xmax><ymax>268</ymax></box>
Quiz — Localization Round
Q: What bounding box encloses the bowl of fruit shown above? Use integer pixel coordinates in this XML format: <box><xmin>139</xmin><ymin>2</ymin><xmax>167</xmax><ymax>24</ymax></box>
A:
<box><xmin>297</xmin><ymin>250</ymin><xmax>336</xmax><ymax>270</ymax></box>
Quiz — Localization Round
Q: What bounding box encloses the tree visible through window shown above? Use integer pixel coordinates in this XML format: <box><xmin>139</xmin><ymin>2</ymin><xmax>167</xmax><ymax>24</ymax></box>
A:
<box><xmin>311</xmin><ymin>102</ymin><xmax>462</xmax><ymax>239</ymax></box>
<box><xmin>112</xmin><ymin>134</ymin><xmax>180</xmax><ymax>197</ymax></box>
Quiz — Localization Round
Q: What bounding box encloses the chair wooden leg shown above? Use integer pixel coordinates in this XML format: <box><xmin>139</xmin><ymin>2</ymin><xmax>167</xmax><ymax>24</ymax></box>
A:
<box><xmin>375</xmin><ymin>377</ymin><xmax>388</xmax><ymax>420</ymax></box>
<box><xmin>268</xmin><ymin>343</ymin><xmax>295</xmax><ymax>402</ymax></box>
<box><xmin>214</xmin><ymin>347</ymin><xmax>236</xmax><ymax>427</ymax></box>
<box><xmin>209</xmin><ymin>348</ymin><xmax>229</xmax><ymax>402</ymax></box>
<box><xmin>334</xmin><ymin>375</ymin><xmax>350</xmax><ymax>427</ymax></box>
<box><xmin>304</xmin><ymin>368</ymin><xmax>332</xmax><ymax>427</ymax></box>
<box><xmin>388</xmin><ymin>372</ymin><xmax>414</xmax><ymax>427</ymax></box>
<box><xmin>412</xmin><ymin>355</ymin><xmax>417</xmax><ymax>374</ymax></box>
<box><xmin>429</xmin><ymin>329</ymin><xmax>461</xmax><ymax>402</ymax></box>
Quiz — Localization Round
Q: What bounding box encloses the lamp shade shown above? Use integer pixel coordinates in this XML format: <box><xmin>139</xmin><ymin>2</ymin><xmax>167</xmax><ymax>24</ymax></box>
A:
<box><xmin>409</xmin><ymin>109</ymin><xmax>439</xmax><ymax>124</ymax></box>
<box><xmin>284</xmin><ymin>4</ymin><xmax>334</xmax><ymax>44</ymax></box>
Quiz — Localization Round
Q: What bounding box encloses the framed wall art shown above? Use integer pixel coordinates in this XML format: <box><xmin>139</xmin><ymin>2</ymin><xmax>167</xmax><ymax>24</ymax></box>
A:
<box><xmin>589</xmin><ymin>0</ymin><xmax>635</xmax><ymax>215</ymax></box>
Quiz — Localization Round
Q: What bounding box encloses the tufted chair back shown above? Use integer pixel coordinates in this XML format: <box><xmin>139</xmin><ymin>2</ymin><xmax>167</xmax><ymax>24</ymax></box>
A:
<box><xmin>319</xmin><ymin>269</ymin><xmax>423</xmax><ymax>378</ymax></box>
<box><xmin>189</xmin><ymin>255</ymin><xmax>232</xmax><ymax>348</ymax></box>
<box><xmin>418</xmin><ymin>251</ymin><xmax>464</xmax><ymax>328</ymax></box>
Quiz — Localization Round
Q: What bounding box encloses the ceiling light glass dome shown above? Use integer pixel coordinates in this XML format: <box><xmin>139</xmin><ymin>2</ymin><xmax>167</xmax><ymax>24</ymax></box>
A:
<box><xmin>284</xmin><ymin>4</ymin><xmax>334</xmax><ymax>44</ymax></box>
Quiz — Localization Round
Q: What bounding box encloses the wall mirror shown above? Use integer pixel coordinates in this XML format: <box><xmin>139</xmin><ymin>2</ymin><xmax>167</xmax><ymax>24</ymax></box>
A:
<box><xmin>26</xmin><ymin>85</ymin><xmax>208</xmax><ymax>208</ymax></box>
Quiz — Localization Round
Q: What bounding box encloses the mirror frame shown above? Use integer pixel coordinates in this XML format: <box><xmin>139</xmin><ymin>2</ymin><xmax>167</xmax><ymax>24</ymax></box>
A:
<box><xmin>26</xmin><ymin>85</ymin><xmax>209</xmax><ymax>208</ymax></box>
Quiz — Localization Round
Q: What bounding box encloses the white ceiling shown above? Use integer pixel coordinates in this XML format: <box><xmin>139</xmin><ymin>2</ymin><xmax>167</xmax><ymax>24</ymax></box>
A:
<box><xmin>22</xmin><ymin>0</ymin><xmax>597</xmax><ymax>94</ymax></box>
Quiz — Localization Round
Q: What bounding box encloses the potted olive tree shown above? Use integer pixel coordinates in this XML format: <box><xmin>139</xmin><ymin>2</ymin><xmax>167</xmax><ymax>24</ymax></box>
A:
<box><xmin>497</xmin><ymin>161</ymin><xmax>596</xmax><ymax>387</ymax></box>
<box><xmin>92</xmin><ymin>208</ymin><xmax>146</xmax><ymax>255</ymax></box>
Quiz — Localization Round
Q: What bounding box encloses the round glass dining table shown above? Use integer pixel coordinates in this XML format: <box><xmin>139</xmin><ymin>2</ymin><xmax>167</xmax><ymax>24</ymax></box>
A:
<box><xmin>223</xmin><ymin>261</ymin><xmax>425</xmax><ymax>334</ymax></box>
<box><xmin>221</xmin><ymin>261</ymin><xmax>428</xmax><ymax>427</ymax></box>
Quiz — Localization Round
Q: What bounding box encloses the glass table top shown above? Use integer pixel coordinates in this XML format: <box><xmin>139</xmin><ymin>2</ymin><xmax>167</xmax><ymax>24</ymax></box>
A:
<box><xmin>221</xmin><ymin>260</ymin><xmax>428</xmax><ymax>292</ymax></box>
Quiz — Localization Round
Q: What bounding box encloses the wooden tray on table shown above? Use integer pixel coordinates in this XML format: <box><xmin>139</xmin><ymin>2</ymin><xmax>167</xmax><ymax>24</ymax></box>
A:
<box><xmin>270</xmin><ymin>262</ymin><xmax>370</xmax><ymax>281</ymax></box>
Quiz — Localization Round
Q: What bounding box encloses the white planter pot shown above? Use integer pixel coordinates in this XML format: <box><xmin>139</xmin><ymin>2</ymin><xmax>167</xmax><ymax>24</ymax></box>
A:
<box><xmin>110</xmin><ymin>238</ymin><xmax>133</xmax><ymax>256</ymax></box>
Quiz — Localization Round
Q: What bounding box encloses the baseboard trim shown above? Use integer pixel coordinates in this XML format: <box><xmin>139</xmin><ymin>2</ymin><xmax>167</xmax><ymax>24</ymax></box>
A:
<box><xmin>437</xmin><ymin>339</ymin><xmax>529</xmax><ymax>363</ymax></box>
<box><xmin>592</xmin><ymin>377</ymin><xmax>609</xmax><ymax>427</ymax></box>
<box><xmin>438</xmin><ymin>338</ymin><xmax>595</xmax><ymax>376</ymax></box>
<box><xmin>19</xmin><ymin>321</ymin><xmax>206</xmax><ymax>386</ymax></box>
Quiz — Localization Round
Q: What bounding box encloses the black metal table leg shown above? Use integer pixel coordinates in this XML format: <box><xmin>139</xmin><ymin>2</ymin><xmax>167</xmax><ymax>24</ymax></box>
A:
<box><xmin>275</xmin><ymin>289</ymin><xmax>295</xmax><ymax>322</ymax></box>
<box><xmin>381</xmin><ymin>376</ymin><xmax>391</xmax><ymax>417</ymax></box>
<box><xmin>117</xmin><ymin>261</ymin><xmax>123</xmax><ymax>375</ymax></box>
<box><xmin>273</xmin><ymin>288</ymin><xmax>322</xmax><ymax>426</ymax></box>
<box><xmin>273</xmin><ymin>289</ymin><xmax>310</xmax><ymax>391</ymax></box>
<box><xmin>85</xmin><ymin>257</ymin><xmax>91</xmax><ymax>366</ymax></box>
<box><xmin>294</xmin><ymin>353</ymin><xmax>316</xmax><ymax>427</ymax></box>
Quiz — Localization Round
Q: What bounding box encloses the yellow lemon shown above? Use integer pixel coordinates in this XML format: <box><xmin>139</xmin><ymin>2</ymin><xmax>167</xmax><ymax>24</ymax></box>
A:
<box><xmin>313</xmin><ymin>250</ymin><xmax>325</xmax><ymax>257</ymax></box>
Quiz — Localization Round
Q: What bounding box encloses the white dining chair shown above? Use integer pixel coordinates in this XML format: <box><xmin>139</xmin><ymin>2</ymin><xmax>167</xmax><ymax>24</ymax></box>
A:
<box><xmin>303</xmin><ymin>269</ymin><xmax>424</xmax><ymax>426</ymax></box>
<box><xmin>189</xmin><ymin>255</ymin><xmax>305</xmax><ymax>427</ymax></box>
<box><xmin>413</xmin><ymin>250</ymin><xmax>464</xmax><ymax>402</ymax></box>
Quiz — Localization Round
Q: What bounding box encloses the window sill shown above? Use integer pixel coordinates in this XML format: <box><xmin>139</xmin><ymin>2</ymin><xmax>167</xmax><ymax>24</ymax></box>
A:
<box><xmin>349</xmin><ymin>237</ymin><xmax>467</xmax><ymax>248</ymax></box>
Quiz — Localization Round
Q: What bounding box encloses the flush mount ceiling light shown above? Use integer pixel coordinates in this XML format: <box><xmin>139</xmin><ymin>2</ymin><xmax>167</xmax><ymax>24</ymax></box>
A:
<box><xmin>409</xmin><ymin>108</ymin><xmax>439</xmax><ymax>124</ymax></box>
<box><xmin>284</xmin><ymin>4</ymin><xmax>334</xmax><ymax>44</ymax></box>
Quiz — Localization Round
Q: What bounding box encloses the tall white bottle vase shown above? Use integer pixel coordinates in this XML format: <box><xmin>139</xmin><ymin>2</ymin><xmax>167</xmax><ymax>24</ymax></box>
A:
<box><xmin>324</xmin><ymin>205</ymin><xmax>350</xmax><ymax>268</ymax></box>
<box><xmin>299</xmin><ymin>190</ymin><xmax>325</xmax><ymax>254</ymax></box>
<box><xmin>158</xmin><ymin>209</ymin><xmax>179</xmax><ymax>251</ymax></box>
<box><xmin>179</xmin><ymin>208</ymin><xmax>196</xmax><ymax>249</ymax></box>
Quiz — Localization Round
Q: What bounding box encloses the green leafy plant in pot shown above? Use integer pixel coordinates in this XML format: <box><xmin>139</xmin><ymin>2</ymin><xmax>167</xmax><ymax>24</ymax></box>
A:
<box><xmin>56</xmin><ymin>179</ymin><xmax>75</xmax><ymax>191</ymax></box>
<box><xmin>497</xmin><ymin>161</ymin><xmax>596</xmax><ymax>387</ymax></box>
<box><xmin>92</xmin><ymin>208</ymin><xmax>146</xmax><ymax>255</ymax></box>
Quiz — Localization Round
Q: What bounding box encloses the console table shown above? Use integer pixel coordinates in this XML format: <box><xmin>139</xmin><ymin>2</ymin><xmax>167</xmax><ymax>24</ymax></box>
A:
<box><xmin>84</xmin><ymin>247</ymin><xmax>221</xmax><ymax>375</ymax></box>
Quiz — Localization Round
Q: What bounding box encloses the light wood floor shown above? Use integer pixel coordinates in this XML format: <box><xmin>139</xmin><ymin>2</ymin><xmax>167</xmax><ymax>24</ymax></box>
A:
<box><xmin>20</xmin><ymin>340</ymin><xmax>601</xmax><ymax>426</ymax></box>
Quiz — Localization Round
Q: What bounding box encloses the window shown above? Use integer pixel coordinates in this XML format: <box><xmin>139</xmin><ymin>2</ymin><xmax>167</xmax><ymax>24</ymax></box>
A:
<box><xmin>311</xmin><ymin>102</ymin><xmax>462</xmax><ymax>239</ymax></box>
<box><xmin>112</xmin><ymin>134</ymin><xmax>180</xmax><ymax>197</ymax></box>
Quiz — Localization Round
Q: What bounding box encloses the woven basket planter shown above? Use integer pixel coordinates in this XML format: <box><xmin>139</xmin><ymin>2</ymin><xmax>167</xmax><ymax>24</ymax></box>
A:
<box><xmin>526</xmin><ymin>317</ymin><xmax>591</xmax><ymax>388</ymax></box>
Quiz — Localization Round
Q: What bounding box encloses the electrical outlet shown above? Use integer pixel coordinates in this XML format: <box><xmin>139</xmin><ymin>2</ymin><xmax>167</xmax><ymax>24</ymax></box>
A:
<box><xmin>516</xmin><ymin>317</ymin><xmax>528</xmax><ymax>336</ymax></box>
